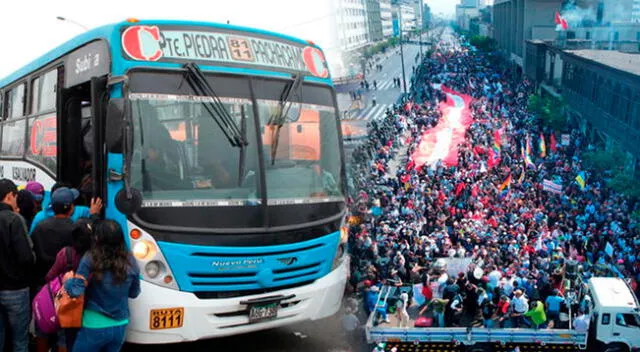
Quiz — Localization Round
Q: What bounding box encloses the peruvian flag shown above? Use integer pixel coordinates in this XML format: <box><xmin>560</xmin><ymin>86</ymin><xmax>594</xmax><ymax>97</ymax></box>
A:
<box><xmin>555</xmin><ymin>11</ymin><xmax>568</xmax><ymax>30</ymax></box>
<box><xmin>550</xmin><ymin>133</ymin><xmax>558</xmax><ymax>153</ymax></box>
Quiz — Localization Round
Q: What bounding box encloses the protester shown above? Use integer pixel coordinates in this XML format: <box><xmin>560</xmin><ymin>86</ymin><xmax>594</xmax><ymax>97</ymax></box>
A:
<box><xmin>348</xmin><ymin>32</ymin><xmax>639</xmax><ymax>334</ymax></box>
<box><xmin>0</xmin><ymin>179</ymin><xmax>35</xmax><ymax>352</ymax></box>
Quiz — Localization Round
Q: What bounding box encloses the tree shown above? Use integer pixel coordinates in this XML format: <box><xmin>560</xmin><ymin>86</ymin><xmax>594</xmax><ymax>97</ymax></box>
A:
<box><xmin>527</xmin><ymin>94</ymin><xmax>567</xmax><ymax>131</ymax></box>
<box><xmin>469</xmin><ymin>35</ymin><xmax>497</xmax><ymax>52</ymax></box>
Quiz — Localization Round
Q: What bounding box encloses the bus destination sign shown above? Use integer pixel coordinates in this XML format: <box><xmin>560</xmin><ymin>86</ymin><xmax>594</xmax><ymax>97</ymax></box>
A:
<box><xmin>121</xmin><ymin>25</ymin><xmax>329</xmax><ymax>78</ymax></box>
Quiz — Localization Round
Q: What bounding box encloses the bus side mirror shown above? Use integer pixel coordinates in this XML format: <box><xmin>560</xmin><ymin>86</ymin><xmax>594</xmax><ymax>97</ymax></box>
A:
<box><xmin>115</xmin><ymin>188</ymin><xmax>143</xmax><ymax>216</ymax></box>
<box><xmin>106</xmin><ymin>98</ymin><xmax>125</xmax><ymax>153</ymax></box>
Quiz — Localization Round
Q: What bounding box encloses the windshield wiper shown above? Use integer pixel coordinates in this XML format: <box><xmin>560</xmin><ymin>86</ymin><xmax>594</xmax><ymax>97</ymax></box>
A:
<box><xmin>183</xmin><ymin>63</ymin><xmax>247</xmax><ymax>148</ymax></box>
<box><xmin>268</xmin><ymin>73</ymin><xmax>303</xmax><ymax>165</ymax></box>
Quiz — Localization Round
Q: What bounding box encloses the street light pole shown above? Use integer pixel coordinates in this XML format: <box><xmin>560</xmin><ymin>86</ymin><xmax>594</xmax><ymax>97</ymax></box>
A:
<box><xmin>56</xmin><ymin>16</ymin><xmax>89</xmax><ymax>31</ymax></box>
<box><xmin>398</xmin><ymin>7</ymin><xmax>407</xmax><ymax>95</ymax></box>
<box><xmin>419</xmin><ymin>0</ymin><xmax>424</xmax><ymax>62</ymax></box>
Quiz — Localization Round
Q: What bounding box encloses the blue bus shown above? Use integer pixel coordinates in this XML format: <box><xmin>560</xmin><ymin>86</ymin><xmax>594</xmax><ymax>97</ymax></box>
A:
<box><xmin>0</xmin><ymin>19</ymin><xmax>348</xmax><ymax>343</ymax></box>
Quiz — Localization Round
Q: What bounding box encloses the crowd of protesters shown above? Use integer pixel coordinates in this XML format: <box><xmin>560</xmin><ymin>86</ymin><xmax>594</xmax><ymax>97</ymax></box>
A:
<box><xmin>0</xmin><ymin>179</ymin><xmax>140</xmax><ymax>352</ymax></box>
<box><xmin>345</xmin><ymin>33</ymin><xmax>640</xmax><ymax>333</ymax></box>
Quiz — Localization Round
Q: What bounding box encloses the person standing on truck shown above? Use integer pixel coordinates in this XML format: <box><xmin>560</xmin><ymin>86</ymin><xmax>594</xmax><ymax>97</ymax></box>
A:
<box><xmin>545</xmin><ymin>289</ymin><xmax>564</xmax><ymax>328</ymax></box>
<box><xmin>573</xmin><ymin>309</ymin><xmax>589</xmax><ymax>333</ymax></box>
<box><xmin>524</xmin><ymin>299</ymin><xmax>547</xmax><ymax>329</ymax></box>
<box><xmin>481</xmin><ymin>297</ymin><xmax>496</xmax><ymax>328</ymax></box>
<box><xmin>496</xmin><ymin>295</ymin><xmax>511</xmax><ymax>328</ymax></box>
<box><xmin>510</xmin><ymin>289</ymin><xmax>529</xmax><ymax>328</ymax></box>
<box><xmin>396</xmin><ymin>292</ymin><xmax>410</xmax><ymax>328</ymax></box>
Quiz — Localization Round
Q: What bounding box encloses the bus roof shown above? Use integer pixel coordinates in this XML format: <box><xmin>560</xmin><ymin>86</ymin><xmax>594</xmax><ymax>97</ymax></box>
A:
<box><xmin>0</xmin><ymin>19</ymin><xmax>322</xmax><ymax>88</ymax></box>
<box><xmin>589</xmin><ymin>277</ymin><xmax>638</xmax><ymax>309</ymax></box>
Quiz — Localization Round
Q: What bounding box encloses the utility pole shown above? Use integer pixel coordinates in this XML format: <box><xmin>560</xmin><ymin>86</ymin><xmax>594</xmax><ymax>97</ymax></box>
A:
<box><xmin>399</xmin><ymin>5</ymin><xmax>407</xmax><ymax>95</ymax></box>
<box><xmin>419</xmin><ymin>0</ymin><xmax>424</xmax><ymax>62</ymax></box>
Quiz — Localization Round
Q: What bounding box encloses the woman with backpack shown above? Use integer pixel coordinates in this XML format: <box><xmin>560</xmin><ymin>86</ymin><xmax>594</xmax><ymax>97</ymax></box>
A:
<box><xmin>64</xmin><ymin>220</ymin><xmax>141</xmax><ymax>352</ymax></box>
<box><xmin>33</xmin><ymin>220</ymin><xmax>94</xmax><ymax>352</ymax></box>
<box><xmin>43</xmin><ymin>219</ymin><xmax>94</xmax><ymax>352</ymax></box>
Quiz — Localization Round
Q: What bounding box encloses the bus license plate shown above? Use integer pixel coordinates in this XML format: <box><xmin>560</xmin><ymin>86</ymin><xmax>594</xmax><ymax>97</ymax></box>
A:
<box><xmin>149</xmin><ymin>308</ymin><xmax>184</xmax><ymax>330</ymax></box>
<box><xmin>248</xmin><ymin>302</ymin><xmax>278</xmax><ymax>323</ymax></box>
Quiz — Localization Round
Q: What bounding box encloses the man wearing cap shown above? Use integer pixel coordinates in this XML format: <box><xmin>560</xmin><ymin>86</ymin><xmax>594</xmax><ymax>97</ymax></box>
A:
<box><xmin>29</xmin><ymin>183</ymin><xmax>102</xmax><ymax>234</ymax></box>
<box><xmin>31</xmin><ymin>187</ymin><xmax>84</xmax><ymax>286</ymax></box>
<box><xmin>0</xmin><ymin>179</ymin><xmax>35</xmax><ymax>352</ymax></box>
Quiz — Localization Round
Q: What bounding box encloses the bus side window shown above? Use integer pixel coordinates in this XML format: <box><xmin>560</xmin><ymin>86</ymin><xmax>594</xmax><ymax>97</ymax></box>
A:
<box><xmin>2</xmin><ymin>83</ymin><xmax>27</xmax><ymax>157</ymax></box>
<box><xmin>602</xmin><ymin>313</ymin><xmax>611</xmax><ymax>325</ymax></box>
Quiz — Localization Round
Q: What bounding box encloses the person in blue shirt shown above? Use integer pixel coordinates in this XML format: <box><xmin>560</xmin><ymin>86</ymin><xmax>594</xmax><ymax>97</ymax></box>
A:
<box><xmin>65</xmin><ymin>220</ymin><xmax>141</xmax><ymax>352</ymax></box>
<box><xmin>30</xmin><ymin>183</ymin><xmax>102</xmax><ymax>234</ymax></box>
<box><xmin>545</xmin><ymin>289</ymin><xmax>564</xmax><ymax>328</ymax></box>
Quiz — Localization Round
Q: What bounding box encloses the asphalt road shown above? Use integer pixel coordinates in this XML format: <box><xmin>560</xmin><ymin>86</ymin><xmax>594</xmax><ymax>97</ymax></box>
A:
<box><xmin>122</xmin><ymin>314</ymin><xmax>354</xmax><ymax>352</ymax></box>
<box><xmin>346</xmin><ymin>43</ymin><xmax>424</xmax><ymax>122</ymax></box>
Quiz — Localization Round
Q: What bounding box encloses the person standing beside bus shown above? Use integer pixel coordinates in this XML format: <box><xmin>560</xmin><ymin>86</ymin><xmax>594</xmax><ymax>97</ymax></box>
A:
<box><xmin>65</xmin><ymin>220</ymin><xmax>140</xmax><ymax>352</ymax></box>
<box><xmin>29</xmin><ymin>183</ymin><xmax>102</xmax><ymax>234</ymax></box>
<box><xmin>0</xmin><ymin>179</ymin><xmax>35</xmax><ymax>352</ymax></box>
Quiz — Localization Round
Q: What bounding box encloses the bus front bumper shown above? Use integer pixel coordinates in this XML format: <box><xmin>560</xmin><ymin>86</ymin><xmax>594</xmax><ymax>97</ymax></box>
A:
<box><xmin>125</xmin><ymin>258</ymin><xmax>348</xmax><ymax>344</ymax></box>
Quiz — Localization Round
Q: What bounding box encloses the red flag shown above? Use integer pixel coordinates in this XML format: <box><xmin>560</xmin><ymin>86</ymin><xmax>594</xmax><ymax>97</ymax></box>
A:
<box><xmin>555</xmin><ymin>12</ymin><xmax>569</xmax><ymax>30</ymax></box>
<box><xmin>550</xmin><ymin>134</ymin><xmax>558</xmax><ymax>153</ymax></box>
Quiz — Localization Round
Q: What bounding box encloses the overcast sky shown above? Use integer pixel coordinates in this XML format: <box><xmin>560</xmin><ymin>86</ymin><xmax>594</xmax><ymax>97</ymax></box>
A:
<box><xmin>0</xmin><ymin>0</ymin><xmax>458</xmax><ymax>79</ymax></box>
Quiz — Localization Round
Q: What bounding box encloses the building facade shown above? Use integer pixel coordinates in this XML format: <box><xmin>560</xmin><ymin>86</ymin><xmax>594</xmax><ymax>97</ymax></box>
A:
<box><xmin>633</xmin><ymin>0</ymin><xmax>640</xmax><ymax>22</ymax></box>
<box><xmin>365</xmin><ymin>0</ymin><xmax>384</xmax><ymax>42</ymax></box>
<box><xmin>393</xmin><ymin>3</ymin><xmax>416</xmax><ymax>34</ymax></box>
<box><xmin>456</xmin><ymin>5</ymin><xmax>481</xmax><ymax>31</ymax></box>
<box><xmin>336</xmin><ymin>0</ymin><xmax>369</xmax><ymax>52</ymax></box>
<box><xmin>525</xmin><ymin>41</ymin><xmax>640</xmax><ymax>168</ymax></box>
<box><xmin>380</xmin><ymin>0</ymin><xmax>394</xmax><ymax>37</ymax></box>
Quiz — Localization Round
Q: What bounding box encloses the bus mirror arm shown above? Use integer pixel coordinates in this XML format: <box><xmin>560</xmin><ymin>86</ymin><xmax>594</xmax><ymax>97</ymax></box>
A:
<box><xmin>106</xmin><ymin>88</ymin><xmax>143</xmax><ymax>215</ymax></box>
<box><xmin>106</xmin><ymin>98</ymin><xmax>125</xmax><ymax>152</ymax></box>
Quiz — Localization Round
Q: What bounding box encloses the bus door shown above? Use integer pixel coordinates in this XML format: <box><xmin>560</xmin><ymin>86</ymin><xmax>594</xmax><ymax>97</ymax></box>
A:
<box><xmin>57</xmin><ymin>40</ymin><xmax>110</xmax><ymax>203</ymax></box>
<box><xmin>58</xmin><ymin>76</ymin><xmax>108</xmax><ymax>203</ymax></box>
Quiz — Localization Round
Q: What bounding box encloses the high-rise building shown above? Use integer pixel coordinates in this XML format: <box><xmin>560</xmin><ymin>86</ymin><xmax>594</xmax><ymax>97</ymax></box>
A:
<box><xmin>461</xmin><ymin>0</ymin><xmax>480</xmax><ymax>7</ymax></box>
<box><xmin>632</xmin><ymin>0</ymin><xmax>640</xmax><ymax>22</ymax></box>
<box><xmin>365</xmin><ymin>0</ymin><xmax>384</xmax><ymax>42</ymax></box>
<box><xmin>576</xmin><ymin>0</ymin><xmax>634</xmax><ymax>24</ymax></box>
<box><xmin>380</xmin><ymin>0</ymin><xmax>394</xmax><ymax>37</ymax></box>
<box><xmin>392</xmin><ymin>2</ymin><xmax>416</xmax><ymax>35</ymax></box>
<box><xmin>335</xmin><ymin>0</ymin><xmax>369</xmax><ymax>52</ymax></box>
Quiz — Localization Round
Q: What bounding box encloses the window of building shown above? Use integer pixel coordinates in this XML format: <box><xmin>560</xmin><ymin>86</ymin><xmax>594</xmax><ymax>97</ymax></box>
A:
<box><xmin>586</xmin><ymin>31</ymin><xmax>591</xmax><ymax>40</ymax></box>
<box><xmin>637</xmin><ymin>32</ymin><xmax>640</xmax><ymax>41</ymax></box>
<box><xmin>597</xmin><ymin>3</ymin><xmax>604</xmax><ymax>23</ymax></box>
<box><xmin>614</xmin><ymin>32</ymin><xmax>620</xmax><ymax>41</ymax></box>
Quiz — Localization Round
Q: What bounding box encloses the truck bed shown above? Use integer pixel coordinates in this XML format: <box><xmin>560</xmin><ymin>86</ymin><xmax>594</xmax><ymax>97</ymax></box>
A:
<box><xmin>366</xmin><ymin>286</ymin><xmax>587</xmax><ymax>348</ymax></box>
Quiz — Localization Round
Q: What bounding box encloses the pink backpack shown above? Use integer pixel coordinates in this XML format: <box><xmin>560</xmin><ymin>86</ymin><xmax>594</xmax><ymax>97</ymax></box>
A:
<box><xmin>32</xmin><ymin>248</ymin><xmax>73</xmax><ymax>334</ymax></box>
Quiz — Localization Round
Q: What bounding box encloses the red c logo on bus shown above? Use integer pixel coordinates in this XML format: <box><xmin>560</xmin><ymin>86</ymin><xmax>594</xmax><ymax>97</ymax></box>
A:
<box><xmin>122</xmin><ymin>26</ymin><xmax>163</xmax><ymax>61</ymax></box>
<box><xmin>302</xmin><ymin>47</ymin><xmax>328</xmax><ymax>78</ymax></box>
<box><xmin>30</xmin><ymin>116</ymin><xmax>57</xmax><ymax>157</ymax></box>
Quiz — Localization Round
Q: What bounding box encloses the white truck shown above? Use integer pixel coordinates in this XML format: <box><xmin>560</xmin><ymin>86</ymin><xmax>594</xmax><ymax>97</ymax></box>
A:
<box><xmin>365</xmin><ymin>277</ymin><xmax>640</xmax><ymax>352</ymax></box>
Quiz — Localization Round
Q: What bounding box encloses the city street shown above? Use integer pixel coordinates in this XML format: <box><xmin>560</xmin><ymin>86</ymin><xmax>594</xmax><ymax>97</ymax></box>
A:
<box><xmin>341</xmin><ymin>43</ymin><xmax>425</xmax><ymax>122</ymax></box>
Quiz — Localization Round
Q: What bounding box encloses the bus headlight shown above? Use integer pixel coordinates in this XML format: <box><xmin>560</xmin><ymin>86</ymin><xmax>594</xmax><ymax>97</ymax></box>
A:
<box><xmin>128</xmin><ymin>224</ymin><xmax>179</xmax><ymax>290</ymax></box>
<box><xmin>145</xmin><ymin>261</ymin><xmax>165</xmax><ymax>279</ymax></box>
<box><xmin>332</xmin><ymin>224</ymin><xmax>349</xmax><ymax>270</ymax></box>
<box><xmin>132</xmin><ymin>240</ymin><xmax>157</xmax><ymax>260</ymax></box>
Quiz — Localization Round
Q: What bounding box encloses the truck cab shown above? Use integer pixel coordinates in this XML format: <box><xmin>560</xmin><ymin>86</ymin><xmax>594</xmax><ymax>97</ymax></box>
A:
<box><xmin>588</xmin><ymin>277</ymin><xmax>640</xmax><ymax>352</ymax></box>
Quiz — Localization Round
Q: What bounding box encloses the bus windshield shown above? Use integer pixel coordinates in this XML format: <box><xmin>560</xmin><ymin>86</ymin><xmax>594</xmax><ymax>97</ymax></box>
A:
<box><xmin>128</xmin><ymin>83</ymin><xmax>343</xmax><ymax>207</ymax></box>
